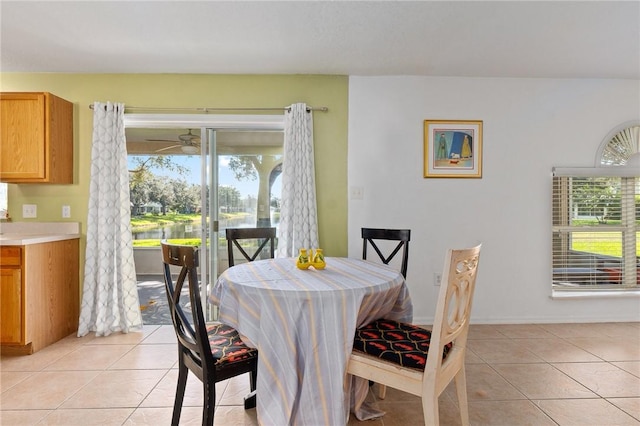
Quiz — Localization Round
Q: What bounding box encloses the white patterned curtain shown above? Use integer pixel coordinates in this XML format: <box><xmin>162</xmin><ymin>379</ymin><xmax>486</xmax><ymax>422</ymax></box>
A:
<box><xmin>78</xmin><ymin>102</ymin><xmax>142</xmax><ymax>337</ymax></box>
<box><xmin>277</xmin><ymin>103</ymin><xmax>319</xmax><ymax>257</ymax></box>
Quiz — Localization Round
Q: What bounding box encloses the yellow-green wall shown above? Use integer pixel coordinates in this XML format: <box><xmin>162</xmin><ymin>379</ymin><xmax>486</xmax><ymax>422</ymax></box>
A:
<box><xmin>1</xmin><ymin>74</ymin><xmax>349</xmax><ymax>264</ymax></box>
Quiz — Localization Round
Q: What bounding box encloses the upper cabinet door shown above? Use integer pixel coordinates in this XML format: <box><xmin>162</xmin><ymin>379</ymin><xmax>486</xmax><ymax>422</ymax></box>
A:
<box><xmin>0</xmin><ymin>92</ymin><xmax>73</xmax><ymax>184</ymax></box>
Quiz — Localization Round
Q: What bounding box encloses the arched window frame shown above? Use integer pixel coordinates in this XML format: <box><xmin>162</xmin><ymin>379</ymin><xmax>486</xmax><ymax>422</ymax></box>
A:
<box><xmin>552</xmin><ymin>122</ymin><xmax>639</xmax><ymax>293</ymax></box>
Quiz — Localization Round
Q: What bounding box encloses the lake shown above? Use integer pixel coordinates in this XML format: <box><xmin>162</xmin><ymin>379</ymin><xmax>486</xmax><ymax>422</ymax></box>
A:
<box><xmin>132</xmin><ymin>215</ymin><xmax>279</xmax><ymax>240</ymax></box>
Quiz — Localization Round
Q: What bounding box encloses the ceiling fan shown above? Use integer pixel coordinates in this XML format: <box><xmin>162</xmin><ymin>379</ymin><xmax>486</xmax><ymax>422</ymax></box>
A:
<box><xmin>148</xmin><ymin>129</ymin><xmax>201</xmax><ymax>154</ymax></box>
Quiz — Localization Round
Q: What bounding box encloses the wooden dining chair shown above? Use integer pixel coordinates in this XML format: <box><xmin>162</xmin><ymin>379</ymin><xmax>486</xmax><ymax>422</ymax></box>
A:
<box><xmin>226</xmin><ymin>227</ymin><xmax>276</xmax><ymax>267</ymax></box>
<box><xmin>348</xmin><ymin>244</ymin><xmax>482</xmax><ymax>426</ymax></box>
<box><xmin>161</xmin><ymin>241</ymin><xmax>258</xmax><ymax>426</ymax></box>
<box><xmin>361</xmin><ymin>228</ymin><xmax>411</xmax><ymax>278</ymax></box>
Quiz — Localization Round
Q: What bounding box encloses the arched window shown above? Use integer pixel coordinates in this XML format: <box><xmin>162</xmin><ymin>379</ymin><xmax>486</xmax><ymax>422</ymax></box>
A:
<box><xmin>597</xmin><ymin>121</ymin><xmax>640</xmax><ymax>167</ymax></box>
<box><xmin>552</xmin><ymin>122</ymin><xmax>639</xmax><ymax>291</ymax></box>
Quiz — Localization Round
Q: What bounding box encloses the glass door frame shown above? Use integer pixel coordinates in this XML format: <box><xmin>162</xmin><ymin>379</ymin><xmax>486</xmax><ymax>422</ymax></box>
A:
<box><xmin>124</xmin><ymin>113</ymin><xmax>284</xmax><ymax>319</ymax></box>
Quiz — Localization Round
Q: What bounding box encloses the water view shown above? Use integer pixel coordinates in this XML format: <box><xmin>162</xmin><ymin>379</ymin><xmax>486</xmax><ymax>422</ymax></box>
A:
<box><xmin>132</xmin><ymin>214</ymin><xmax>280</xmax><ymax>241</ymax></box>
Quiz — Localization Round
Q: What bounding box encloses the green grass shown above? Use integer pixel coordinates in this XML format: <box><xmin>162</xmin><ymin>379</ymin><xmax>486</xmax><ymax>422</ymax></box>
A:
<box><xmin>130</xmin><ymin>213</ymin><xmax>200</xmax><ymax>230</ymax></box>
<box><xmin>133</xmin><ymin>238</ymin><xmax>201</xmax><ymax>247</ymax></box>
<box><xmin>571</xmin><ymin>232</ymin><xmax>640</xmax><ymax>257</ymax></box>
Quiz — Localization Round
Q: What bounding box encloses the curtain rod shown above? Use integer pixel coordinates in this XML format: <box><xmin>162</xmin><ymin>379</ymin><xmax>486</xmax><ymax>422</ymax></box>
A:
<box><xmin>89</xmin><ymin>105</ymin><xmax>328</xmax><ymax>113</ymax></box>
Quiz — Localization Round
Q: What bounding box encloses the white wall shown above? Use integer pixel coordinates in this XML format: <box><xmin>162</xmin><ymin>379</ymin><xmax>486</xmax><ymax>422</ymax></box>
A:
<box><xmin>348</xmin><ymin>76</ymin><xmax>640</xmax><ymax>324</ymax></box>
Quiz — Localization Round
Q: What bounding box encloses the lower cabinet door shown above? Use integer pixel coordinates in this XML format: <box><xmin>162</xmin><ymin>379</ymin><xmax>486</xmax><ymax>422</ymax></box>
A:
<box><xmin>0</xmin><ymin>267</ymin><xmax>23</xmax><ymax>344</ymax></box>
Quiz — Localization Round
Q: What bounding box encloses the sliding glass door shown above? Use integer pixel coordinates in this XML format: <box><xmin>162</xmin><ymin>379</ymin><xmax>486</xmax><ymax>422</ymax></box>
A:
<box><xmin>205</xmin><ymin>128</ymin><xmax>284</xmax><ymax>318</ymax></box>
<box><xmin>125</xmin><ymin>114</ymin><xmax>284</xmax><ymax>322</ymax></box>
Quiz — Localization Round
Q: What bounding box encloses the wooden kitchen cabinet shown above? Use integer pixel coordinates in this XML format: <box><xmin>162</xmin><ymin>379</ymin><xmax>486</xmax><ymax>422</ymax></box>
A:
<box><xmin>0</xmin><ymin>92</ymin><xmax>73</xmax><ymax>183</ymax></box>
<box><xmin>0</xmin><ymin>240</ymin><xmax>79</xmax><ymax>354</ymax></box>
<box><xmin>0</xmin><ymin>247</ymin><xmax>22</xmax><ymax>344</ymax></box>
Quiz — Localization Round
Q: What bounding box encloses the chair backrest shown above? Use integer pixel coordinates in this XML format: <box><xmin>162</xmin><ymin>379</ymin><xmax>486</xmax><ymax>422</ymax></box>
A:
<box><xmin>161</xmin><ymin>242</ymin><xmax>215</xmax><ymax>372</ymax></box>
<box><xmin>361</xmin><ymin>228</ymin><xmax>411</xmax><ymax>278</ymax></box>
<box><xmin>226</xmin><ymin>227</ymin><xmax>276</xmax><ymax>267</ymax></box>
<box><xmin>425</xmin><ymin>244</ymin><xmax>481</xmax><ymax>389</ymax></box>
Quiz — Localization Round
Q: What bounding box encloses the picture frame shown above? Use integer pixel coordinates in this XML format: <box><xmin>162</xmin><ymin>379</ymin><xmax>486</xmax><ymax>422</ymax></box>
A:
<box><xmin>424</xmin><ymin>119</ymin><xmax>483</xmax><ymax>178</ymax></box>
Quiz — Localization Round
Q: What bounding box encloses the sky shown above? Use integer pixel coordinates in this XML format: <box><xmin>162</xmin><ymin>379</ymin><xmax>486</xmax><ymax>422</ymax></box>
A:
<box><xmin>128</xmin><ymin>155</ymin><xmax>281</xmax><ymax>199</ymax></box>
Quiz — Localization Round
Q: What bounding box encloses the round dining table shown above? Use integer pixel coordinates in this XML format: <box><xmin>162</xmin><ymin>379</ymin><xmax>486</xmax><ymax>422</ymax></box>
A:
<box><xmin>210</xmin><ymin>256</ymin><xmax>413</xmax><ymax>426</ymax></box>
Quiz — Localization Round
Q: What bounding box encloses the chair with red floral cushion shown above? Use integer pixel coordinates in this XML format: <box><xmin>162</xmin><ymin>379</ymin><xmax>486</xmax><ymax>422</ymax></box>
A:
<box><xmin>161</xmin><ymin>241</ymin><xmax>258</xmax><ymax>426</ymax></box>
<box><xmin>349</xmin><ymin>244</ymin><xmax>481</xmax><ymax>426</ymax></box>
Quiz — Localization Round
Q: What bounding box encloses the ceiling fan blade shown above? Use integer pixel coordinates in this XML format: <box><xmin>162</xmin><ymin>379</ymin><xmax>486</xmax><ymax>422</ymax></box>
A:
<box><xmin>146</xmin><ymin>139</ymin><xmax>179</xmax><ymax>143</ymax></box>
<box><xmin>155</xmin><ymin>144</ymin><xmax>181</xmax><ymax>153</ymax></box>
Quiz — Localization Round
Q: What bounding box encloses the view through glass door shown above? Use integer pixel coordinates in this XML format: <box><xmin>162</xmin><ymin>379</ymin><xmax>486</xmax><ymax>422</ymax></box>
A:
<box><xmin>215</xmin><ymin>129</ymin><xmax>284</xmax><ymax>272</ymax></box>
<box><xmin>125</xmin><ymin>116</ymin><xmax>283</xmax><ymax>324</ymax></box>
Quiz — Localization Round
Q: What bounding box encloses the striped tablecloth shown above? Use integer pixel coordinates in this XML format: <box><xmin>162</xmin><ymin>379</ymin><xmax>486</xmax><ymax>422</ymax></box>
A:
<box><xmin>211</xmin><ymin>257</ymin><xmax>413</xmax><ymax>426</ymax></box>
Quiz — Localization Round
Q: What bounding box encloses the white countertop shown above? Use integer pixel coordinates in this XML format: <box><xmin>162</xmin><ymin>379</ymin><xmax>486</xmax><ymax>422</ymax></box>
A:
<box><xmin>0</xmin><ymin>222</ymin><xmax>81</xmax><ymax>246</ymax></box>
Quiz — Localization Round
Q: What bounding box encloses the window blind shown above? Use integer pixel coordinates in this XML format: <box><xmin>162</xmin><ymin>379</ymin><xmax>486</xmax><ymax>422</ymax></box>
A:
<box><xmin>552</xmin><ymin>176</ymin><xmax>639</xmax><ymax>290</ymax></box>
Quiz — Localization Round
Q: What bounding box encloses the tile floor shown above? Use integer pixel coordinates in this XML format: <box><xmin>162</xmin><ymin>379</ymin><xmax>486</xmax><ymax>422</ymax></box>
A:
<box><xmin>1</xmin><ymin>322</ymin><xmax>639</xmax><ymax>425</ymax></box>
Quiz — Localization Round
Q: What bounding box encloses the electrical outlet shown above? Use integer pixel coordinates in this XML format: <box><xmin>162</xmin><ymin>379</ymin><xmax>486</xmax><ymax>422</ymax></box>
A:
<box><xmin>62</xmin><ymin>205</ymin><xmax>71</xmax><ymax>218</ymax></box>
<box><xmin>434</xmin><ymin>273</ymin><xmax>442</xmax><ymax>286</ymax></box>
<box><xmin>22</xmin><ymin>204</ymin><xmax>37</xmax><ymax>218</ymax></box>
<box><xmin>350</xmin><ymin>186</ymin><xmax>364</xmax><ymax>200</ymax></box>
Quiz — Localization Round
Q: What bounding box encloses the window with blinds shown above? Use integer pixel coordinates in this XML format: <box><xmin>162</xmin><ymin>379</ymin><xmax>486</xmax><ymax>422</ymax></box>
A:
<box><xmin>552</xmin><ymin>174</ymin><xmax>639</xmax><ymax>290</ymax></box>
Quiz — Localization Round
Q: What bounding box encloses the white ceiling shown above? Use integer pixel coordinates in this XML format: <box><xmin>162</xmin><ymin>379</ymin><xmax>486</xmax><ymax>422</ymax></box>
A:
<box><xmin>1</xmin><ymin>1</ymin><xmax>639</xmax><ymax>79</ymax></box>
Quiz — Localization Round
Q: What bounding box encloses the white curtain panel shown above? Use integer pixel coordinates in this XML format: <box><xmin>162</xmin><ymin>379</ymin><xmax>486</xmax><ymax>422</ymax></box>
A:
<box><xmin>277</xmin><ymin>103</ymin><xmax>319</xmax><ymax>257</ymax></box>
<box><xmin>78</xmin><ymin>102</ymin><xmax>142</xmax><ymax>337</ymax></box>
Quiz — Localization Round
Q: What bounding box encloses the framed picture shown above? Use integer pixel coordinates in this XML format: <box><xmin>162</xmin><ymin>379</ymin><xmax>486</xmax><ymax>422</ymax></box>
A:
<box><xmin>424</xmin><ymin>119</ymin><xmax>483</xmax><ymax>178</ymax></box>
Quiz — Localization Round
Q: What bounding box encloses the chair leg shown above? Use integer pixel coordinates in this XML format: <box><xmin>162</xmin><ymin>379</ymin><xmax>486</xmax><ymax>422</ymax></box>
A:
<box><xmin>250</xmin><ymin>367</ymin><xmax>257</xmax><ymax>391</ymax></box>
<box><xmin>172</xmin><ymin>361</ymin><xmax>188</xmax><ymax>426</ymax></box>
<box><xmin>375</xmin><ymin>383</ymin><xmax>387</xmax><ymax>399</ymax></box>
<box><xmin>454</xmin><ymin>367</ymin><xmax>470</xmax><ymax>426</ymax></box>
<box><xmin>244</xmin><ymin>390</ymin><xmax>257</xmax><ymax>409</ymax></box>
<box><xmin>422</xmin><ymin>389</ymin><xmax>439</xmax><ymax>426</ymax></box>
<box><xmin>244</xmin><ymin>368</ymin><xmax>258</xmax><ymax>409</ymax></box>
<box><xmin>202</xmin><ymin>379</ymin><xmax>216</xmax><ymax>426</ymax></box>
